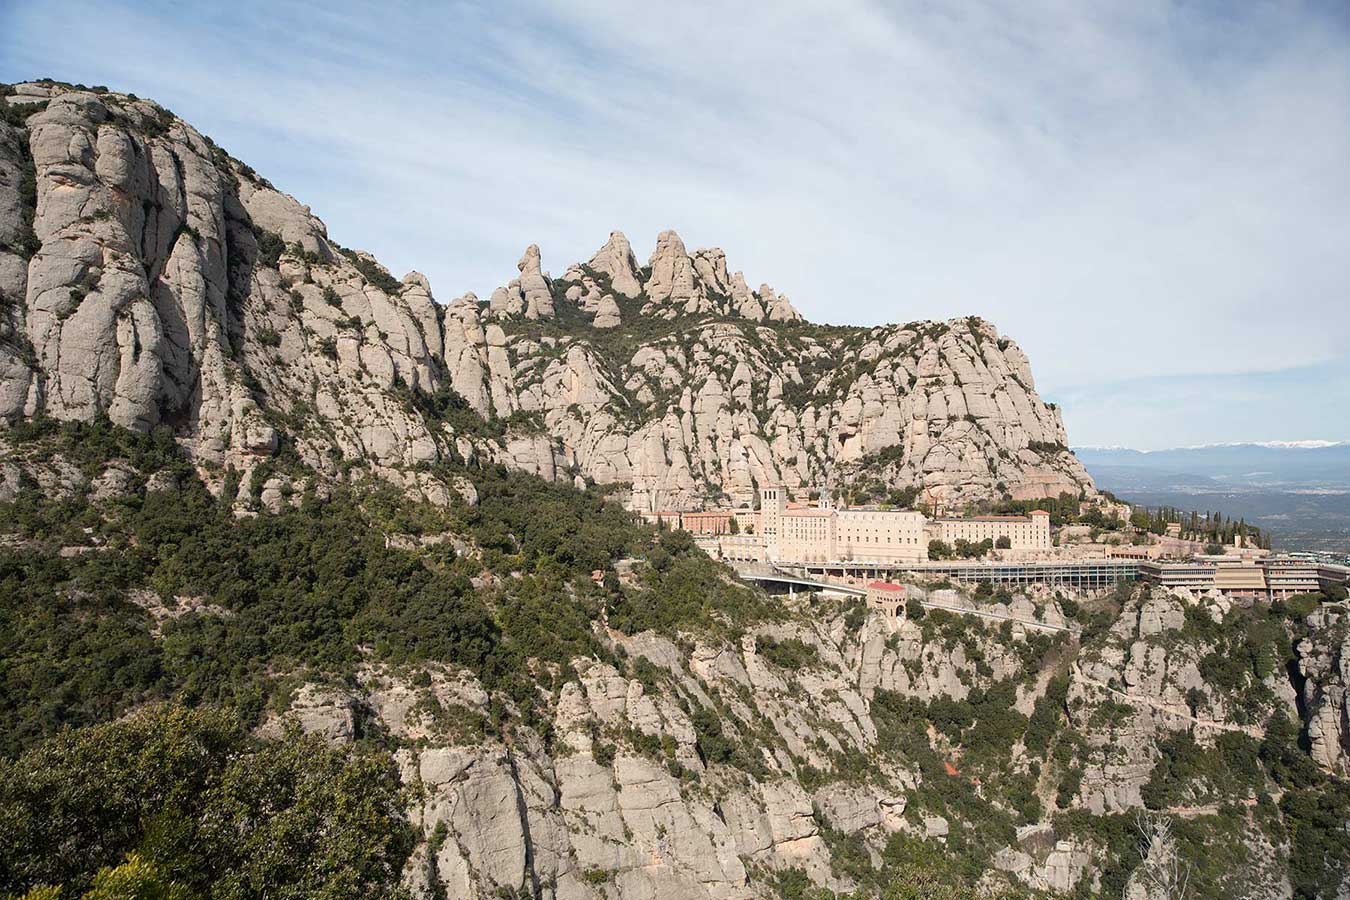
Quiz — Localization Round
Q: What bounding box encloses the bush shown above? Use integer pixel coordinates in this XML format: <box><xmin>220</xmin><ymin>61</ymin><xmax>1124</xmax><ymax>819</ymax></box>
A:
<box><xmin>754</xmin><ymin>636</ymin><xmax>819</xmax><ymax>670</ymax></box>
<box><xmin>253</xmin><ymin>228</ymin><xmax>284</xmax><ymax>268</ymax></box>
<box><xmin>339</xmin><ymin>248</ymin><xmax>403</xmax><ymax>295</ymax></box>
<box><xmin>0</xmin><ymin>704</ymin><xmax>414</xmax><ymax>898</ymax></box>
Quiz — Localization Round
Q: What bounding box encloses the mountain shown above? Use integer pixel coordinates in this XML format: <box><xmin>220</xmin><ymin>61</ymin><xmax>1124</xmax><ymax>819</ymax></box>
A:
<box><xmin>0</xmin><ymin>80</ymin><xmax>1092</xmax><ymax>511</ymax></box>
<box><xmin>3</xmin><ymin>80</ymin><xmax>1349</xmax><ymax>900</ymax></box>
<box><xmin>1074</xmin><ymin>443</ymin><xmax>1350</xmax><ymax>488</ymax></box>
<box><xmin>1075</xmin><ymin>443</ymin><xmax>1350</xmax><ymax>552</ymax></box>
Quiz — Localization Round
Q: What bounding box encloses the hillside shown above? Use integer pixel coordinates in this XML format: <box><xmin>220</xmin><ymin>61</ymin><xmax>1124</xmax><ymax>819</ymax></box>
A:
<box><xmin>0</xmin><ymin>80</ymin><xmax>1092</xmax><ymax>511</ymax></box>
<box><xmin>1</xmin><ymin>80</ymin><xmax>1348</xmax><ymax>900</ymax></box>
<box><xmin>2</xmin><ymin>420</ymin><xmax>1349</xmax><ymax>899</ymax></box>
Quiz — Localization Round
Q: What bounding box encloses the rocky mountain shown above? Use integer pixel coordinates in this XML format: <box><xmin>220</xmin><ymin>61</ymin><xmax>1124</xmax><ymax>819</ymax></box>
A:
<box><xmin>4</xmin><ymin>415</ymin><xmax>1348</xmax><ymax>898</ymax></box>
<box><xmin>0</xmin><ymin>80</ymin><xmax>1092</xmax><ymax>511</ymax></box>
<box><xmin>2</xmin><ymin>80</ymin><xmax>1349</xmax><ymax>900</ymax></box>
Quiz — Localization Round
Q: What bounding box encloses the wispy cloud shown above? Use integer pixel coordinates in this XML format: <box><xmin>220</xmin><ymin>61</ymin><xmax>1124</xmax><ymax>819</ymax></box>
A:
<box><xmin>3</xmin><ymin>0</ymin><xmax>1347</xmax><ymax>444</ymax></box>
<box><xmin>1053</xmin><ymin>358</ymin><xmax>1350</xmax><ymax>449</ymax></box>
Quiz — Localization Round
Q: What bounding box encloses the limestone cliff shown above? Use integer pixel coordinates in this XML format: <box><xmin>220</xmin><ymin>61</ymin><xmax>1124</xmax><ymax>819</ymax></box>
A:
<box><xmin>255</xmin><ymin>583</ymin><xmax>1346</xmax><ymax>900</ymax></box>
<box><xmin>0</xmin><ymin>81</ymin><xmax>1093</xmax><ymax>509</ymax></box>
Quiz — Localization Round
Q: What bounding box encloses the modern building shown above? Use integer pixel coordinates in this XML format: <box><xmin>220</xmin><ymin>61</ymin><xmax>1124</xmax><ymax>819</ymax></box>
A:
<box><xmin>1261</xmin><ymin>556</ymin><xmax>1323</xmax><ymax>599</ymax></box>
<box><xmin>1135</xmin><ymin>555</ymin><xmax>1349</xmax><ymax>601</ymax></box>
<box><xmin>1318</xmin><ymin>564</ymin><xmax>1350</xmax><ymax>594</ymax></box>
<box><xmin>1138</xmin><ymin>560</ymin><xmax>1217</xmax><ymax>592</ymax></box>
<box><xmin>1213</xmin><ymin>556</ymin><xmax>1268</xmax><ymax>598</ymax></box>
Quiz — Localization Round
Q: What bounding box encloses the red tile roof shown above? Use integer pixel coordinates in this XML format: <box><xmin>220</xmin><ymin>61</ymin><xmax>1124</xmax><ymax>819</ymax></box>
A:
<box><xmin>866</xmin><ymin>581</ymin><xmax>905</xmax><ymax>593</ymax></box>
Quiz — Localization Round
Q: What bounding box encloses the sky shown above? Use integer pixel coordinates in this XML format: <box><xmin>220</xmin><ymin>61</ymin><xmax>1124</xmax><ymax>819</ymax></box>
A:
<box><xmin>3</xmin><ymin>0</ymin><xmax>1348</xmax><ymax>449</ymax></box>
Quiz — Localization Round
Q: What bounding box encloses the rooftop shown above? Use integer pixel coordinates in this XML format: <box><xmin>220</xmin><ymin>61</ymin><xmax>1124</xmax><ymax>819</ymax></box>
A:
<box><xmin>937</xmin><ymin>514</ymin><xmax>1047</xmax><ymax>522</ymax></box>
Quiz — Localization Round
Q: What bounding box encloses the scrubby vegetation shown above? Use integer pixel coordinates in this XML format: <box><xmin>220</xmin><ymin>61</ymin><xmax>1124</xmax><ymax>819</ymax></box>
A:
<box><xmin>0</xmin><ymin>704</ymin><xmax>411</xmax><ymax>899</ymax></box>
<box><xmin>0</xmin><ymin>419</ymin><xmax>779</xmax><ymax>756</ymax></box>
<box><xmin>1</xmin><ymin>418</ymin><xmax>1348</xmax><ymax>899</ymax></box>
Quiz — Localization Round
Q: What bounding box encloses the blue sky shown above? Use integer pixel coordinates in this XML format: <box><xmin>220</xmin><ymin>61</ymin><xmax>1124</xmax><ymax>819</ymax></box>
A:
<box><xmin>3</xmin><ymin>0</ymin><xmax>1347</xmax><ymax>449</ymax></box>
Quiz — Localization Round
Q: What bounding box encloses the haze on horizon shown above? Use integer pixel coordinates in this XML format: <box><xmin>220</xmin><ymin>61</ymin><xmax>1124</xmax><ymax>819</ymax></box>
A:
<box><xmin>3</xmin><ymin>0</ymin><xmax>1347</xmax><ymax>450</ymax></box>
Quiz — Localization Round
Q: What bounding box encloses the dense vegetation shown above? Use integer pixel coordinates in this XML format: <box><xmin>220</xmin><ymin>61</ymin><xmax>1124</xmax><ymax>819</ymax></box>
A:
<box><xmin>0</xmin><ymin>704</ymin><xmax>411</xmax><ymax>899</ymax></box>
<box><xmin>0</xmin><ymin>419</ymin><xmax>778</xmax><ymax>756</ymax></box>
<box><xmin>2</xmin><ymin>418</ymin><xmax>1347</xmax><ymax>899</ymax></box>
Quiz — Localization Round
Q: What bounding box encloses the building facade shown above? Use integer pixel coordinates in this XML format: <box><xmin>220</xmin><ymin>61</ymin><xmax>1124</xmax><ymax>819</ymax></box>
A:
<box><xmin>749</xmin><ymin>484</ymin><xmax>1051</xmax><ymax>564</ymax></box>
<box><xmin>928</xmin><ymin>512</ymin><xmax>1051</xmax><ymax>550</ymax></box>
<box><xmin>865</xmin><ymin>581</ymin><xmax>907</xmax><ymax>621</ymax></box>
<box><xmin>680</xmin><ymin>510</ymin><xmax>736</xmax><ymax>535</ymax></box>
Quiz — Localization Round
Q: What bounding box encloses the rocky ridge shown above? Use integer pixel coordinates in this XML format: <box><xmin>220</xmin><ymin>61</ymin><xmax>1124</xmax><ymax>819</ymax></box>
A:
<box><xmin>1</xmin><ymin>81</ymin><xmax>1093</xmax><ymax>510</ymax></box>
<box><xmin>256</xmin><ymin>581</ymin><xmax>1348</xmax><ymax>900</ymax></box>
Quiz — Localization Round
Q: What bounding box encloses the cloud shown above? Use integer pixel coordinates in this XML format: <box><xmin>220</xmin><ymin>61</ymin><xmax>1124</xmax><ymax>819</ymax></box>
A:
<box><xmin>2</xmin><ymin>0</ymin><xmax>1347</xmax><ymax>445</ymax></box>
<box><xmin>1053</xmin><ymin>356</ymin><xmax>1350</xmax><ymax>449</ymax></box>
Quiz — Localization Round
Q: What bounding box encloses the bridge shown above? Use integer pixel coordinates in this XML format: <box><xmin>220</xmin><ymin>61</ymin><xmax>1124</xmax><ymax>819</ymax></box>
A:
<box><xmin>736</xmin><ymin>564</ymin><xmax>866</xmax><ymax>596</ymax></box>
<box><xmin>734</xmin><ymin>564</ymin><xmax>1077</xmax><ymax>634</ymax></box>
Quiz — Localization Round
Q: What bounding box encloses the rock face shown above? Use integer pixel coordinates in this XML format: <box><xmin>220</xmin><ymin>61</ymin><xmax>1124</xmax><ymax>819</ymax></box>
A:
<box><xmin>245</xmin><ymin>580</ymin><xmax>1348</xmax><ymax>900</ymax></box>
<box><xmin>0</xmin><ymin>81</ymin><xmax>1095</xmax><ymax>510</ymax></box>
<box><xmin>1298</xmin><ymin>604</ymin><xmax>1350</xmax><ymax>775</ymax></box>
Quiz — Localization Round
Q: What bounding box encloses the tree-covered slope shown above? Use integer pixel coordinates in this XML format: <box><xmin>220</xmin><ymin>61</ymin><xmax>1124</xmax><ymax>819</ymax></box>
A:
<box><xmin>2</xmin><ymin>419</ymin><xmax>1348</xmax><ymax>900</ymax></box>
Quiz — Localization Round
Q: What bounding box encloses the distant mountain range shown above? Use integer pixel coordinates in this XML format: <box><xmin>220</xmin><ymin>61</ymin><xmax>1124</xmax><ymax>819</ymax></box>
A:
<box><xmin>1074</xmin><ymin>442</ymin><xmax>1350</xmax><ymax>488</ymax></box>
<box><xmin>1073</xmin><ymin>442</ymin><xmax>1350</xmax><ymax>552</ymax></box>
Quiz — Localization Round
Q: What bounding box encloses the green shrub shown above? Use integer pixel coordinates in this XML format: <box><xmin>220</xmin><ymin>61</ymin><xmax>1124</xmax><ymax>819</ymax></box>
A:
<box><xmin>755</xmin><ymin>636</ymin><xmax>819</xmax><ymax>671</ymax></box>
<box><xmin>253</xmin><ymin>228</ymin><xmax>284</xmax><ymax>268</ymax></box>
<box><xmin>0</xmin><ymin>704</ymin><xmax>413</xmax><ymax>898</ymax></box>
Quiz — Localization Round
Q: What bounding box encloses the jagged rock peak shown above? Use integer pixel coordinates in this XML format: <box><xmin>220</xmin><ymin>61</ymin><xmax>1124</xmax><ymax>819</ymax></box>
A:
<box><xmin>0</xmin><ymin>81</ymin><xmax>1095</xmax><ymax>510</ymax></box>
<box><xmin>760</xmin><ymin>283</ymin><xmax>803</xmax><ymax>323</ymax></box>
<box><xmin>586</xmin><ymin>230</ymin><xmax>641</xmax><ymax>298</ymax></box>
<box><xmin>644</xmin><ymin>228</ymin><xmax>703</xmax><ymax>314</ymax></box>
<box><xmin>516</xmin><ymin>244</ymin><xmax>553</xmax><ymax>320</ymax></box>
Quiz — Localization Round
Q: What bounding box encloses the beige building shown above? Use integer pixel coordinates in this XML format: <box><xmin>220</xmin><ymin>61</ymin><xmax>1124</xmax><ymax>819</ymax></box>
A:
<box><xmin>1260</xmin><ymin>557</ymin><xmax>1322</xmax><ymax>599</ymax></box>
<box><xmin>836</xmin><ymin>508</ymin><xmax>928</xmax><ymax>563</ymax></box>
<box><xmin>865</xmin><ymin>581</ymin><xmax>907</xmax><ymax>622</ymax></box>
<box><xmin>928</xmin><ymin>512</ymin><xmax>1051</xmax><ymax>550</ymax></box>
<box><xmin>760</xmin><ymin>486</ymin><xmax>926</xmax><ymax>564</ymax></box>
<box><xmin>1214</xmin><ymin>556</ymin><xmax>1267</xmax><ymax>597</ymax></box>
<box><xmin>761</xmin><ymin>485</ymin><xmax>1033</xmax><ymax>565</ymax></box>
<box><xmin>1138</xmin><ymin>560</ymin><xmax>1217</xmax><ymax>592</ymax></box>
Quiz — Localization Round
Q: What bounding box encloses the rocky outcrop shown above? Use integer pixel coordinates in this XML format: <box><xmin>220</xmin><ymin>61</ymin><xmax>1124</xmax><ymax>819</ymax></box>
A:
<box><xmin>0</xmin><ymin>80</ymin><xmax>1092</xmax><ymax>511</ymax></box>
<box><xmin>1297</xmin><ymin>604</ymin><xmax>1350</xmax><ymax>775</ymax></box>
<box><xmin>238</xmin><ymin>576</ymin><xmax>1346</xmax><ymax>900</ymax></box>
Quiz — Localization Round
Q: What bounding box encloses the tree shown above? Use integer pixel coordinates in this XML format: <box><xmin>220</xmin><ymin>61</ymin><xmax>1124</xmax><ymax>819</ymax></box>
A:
<box><xmin>928</xmin><ymin>539</ymin><xmax>953</xmax><ymax>560</ymax></box>
<box><xmin>0</xmin><ymin>705</ymin><xmax>414</xmax><ymax>899</ymax></box>
<box><xmin>1127</xmin><ymin>813</ymin><xmax>1193</xmax><ymax>900</ymax></box>
<box><xmin>81</xmin><ymin>854</ymin><xmax>191</xmax><ymax>900</ymax></box>
<box><xmin>995</xmin><ymin>535</ymin><xmax>1011</xmax><ymax>549</ymax></box>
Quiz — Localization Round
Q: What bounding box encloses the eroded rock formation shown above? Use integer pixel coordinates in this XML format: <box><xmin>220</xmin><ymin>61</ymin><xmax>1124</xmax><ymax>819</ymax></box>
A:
<box><xmin>1</xmin><ymin>81</ymin><xmax>1094</xmax><ymax>510</ymax></box>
